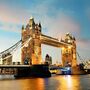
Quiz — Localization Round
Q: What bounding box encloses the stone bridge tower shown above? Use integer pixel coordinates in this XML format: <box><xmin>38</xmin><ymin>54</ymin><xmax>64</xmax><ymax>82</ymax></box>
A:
<box><xmin>61</xmin><ymin>33</ymin><xmax>77</xmax><ymax>67</ymax></box>
<box><xmin>21</xmin><ymin>17</ymin><xmax>42</xmax><ymax>65</ymax></box>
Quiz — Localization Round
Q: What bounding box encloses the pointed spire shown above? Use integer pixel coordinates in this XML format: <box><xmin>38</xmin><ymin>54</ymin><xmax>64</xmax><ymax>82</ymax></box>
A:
<box><xmin>22</xmin><ymin>25</ymin><xmax>24</xmax><ymax>30</ymax></box>
<box><xmin>39</xmin><ymin>22</ymin><xmax>41</xmax><ymax>28</ymax></box>
<box><xmin>30</xmin><ymin>16</ymin><xmax>34</xmax><ymax>20</ymax></box>
<box><xmin>29</xmin><ymin>16</ymin><xmax>35</xmax><ymax>26</ymax></box>
<box><xmin>61</xmin><ymin>37</ymin><xmax>63</xmax><ymax>41</ymax></box>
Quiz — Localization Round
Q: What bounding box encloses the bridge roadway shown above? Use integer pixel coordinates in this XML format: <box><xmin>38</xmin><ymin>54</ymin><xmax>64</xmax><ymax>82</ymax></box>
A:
<box><xmin>0</xmin><ymin>65</ymin><xmax>30</xmax><ymax>68</ymax></box>
<box><xmin>0</xmin><ymin>65</ymin><xmax>31</xmax><ymax>76</ymax></box>
<box><xmin>41</xmin><ymin>34</ymin><xmax>72</xmax><ymax>47</ymax></box>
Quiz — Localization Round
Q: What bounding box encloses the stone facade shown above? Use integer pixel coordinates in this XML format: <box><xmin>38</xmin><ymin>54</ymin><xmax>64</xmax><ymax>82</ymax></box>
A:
<box><xmin>21</xmin><ymin>17</ymin><xmax>42</xmax><ymax>65</ymax></box>
<box><xmin>61</xmin><ymin>33</ymin><xmax>77</xmax><ymax>67</ymax></box>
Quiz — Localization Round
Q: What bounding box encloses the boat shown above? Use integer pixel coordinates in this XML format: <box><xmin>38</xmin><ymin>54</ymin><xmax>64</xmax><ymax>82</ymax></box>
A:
<box><xmin>56</xmin><ymin>67</ymin><xmax>71</xmax><ymax>75</ymax></box>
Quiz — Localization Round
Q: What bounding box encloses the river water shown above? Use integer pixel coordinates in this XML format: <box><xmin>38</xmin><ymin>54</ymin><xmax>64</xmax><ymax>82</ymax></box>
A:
<box><xmin>0</xmin><ymin>74</ymin><xmax>90</xmax><ymax>90</ymax></box>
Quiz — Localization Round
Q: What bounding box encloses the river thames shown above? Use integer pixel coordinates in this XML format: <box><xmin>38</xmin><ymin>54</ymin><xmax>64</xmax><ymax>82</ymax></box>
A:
<box><xmin>0</xmin><ymin>74</ymin><xmax>90</xmax><ymax>90</ymax></box>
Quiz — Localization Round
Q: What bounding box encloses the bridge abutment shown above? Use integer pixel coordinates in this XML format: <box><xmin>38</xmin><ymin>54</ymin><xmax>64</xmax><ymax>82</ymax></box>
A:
<box><xmin>14</xmin><ymin>64</ymin><xmax>51</xmax><ymax>78</ymax></box>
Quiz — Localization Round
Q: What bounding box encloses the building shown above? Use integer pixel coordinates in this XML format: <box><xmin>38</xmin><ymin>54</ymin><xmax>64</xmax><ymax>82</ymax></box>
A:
<box><xmin>2</xmin><ymin>53</ymin><xmax>12</xmax><ymax>65</ymax></box>
<box><xmin>45</xmin><ymin>54</ymin><xmax>52</xmax><ymax>65</ymax></box>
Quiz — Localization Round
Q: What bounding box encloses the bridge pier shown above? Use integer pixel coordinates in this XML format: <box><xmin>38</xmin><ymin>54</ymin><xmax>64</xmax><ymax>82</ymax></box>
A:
<box><xmin>71</xmin><ymin>66</ymin><xmax>86</xmax><ymax>75</ymax></box>
<box><xmin>0</xmin><ymin>64</ymin><xmax>51</xmax><ymax>77</ymax></box>
<box><xmin>0</xmin><ymin>68</ymin><xmax>16</xmax><ymax>75</ymax></box>
<box><xmin>14</xmin><ymin>64</ymin><xmax>51</xmax><ymax>78</ymax></box>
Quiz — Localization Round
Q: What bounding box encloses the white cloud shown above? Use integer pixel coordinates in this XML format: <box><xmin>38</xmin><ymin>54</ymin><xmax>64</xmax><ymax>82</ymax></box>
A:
<box><xmin>77</xmin><ymin>39</ymin><xmax>90</xmax><ymax>50</ymax></box>
<box><xmin>42</xmin><ymin>13</ymin><xmax>80</xmax><ymax>39</ymax></box>
<box><xmin>0</xmin><ymin>4</ymin><xmax>31</xmax><ymax>33</ymax></box>
<box><xmin>25</xmin><ymin>2</ymin><xmax>80</xmax><ymax>40</ymax></box>
<box><xmin>0</xmin><ymin>5</ymin><xmax>27</xmax><ymax>24</ymax></box>
<box><xmin>0</xmin><ymin>1</ymin><xmax>80</xmax><ymax>36</ymax></box>
<box><xmin>75</xmin><ymin>38</ymin><xmax>90</xmax><ymax>61</ymax></box>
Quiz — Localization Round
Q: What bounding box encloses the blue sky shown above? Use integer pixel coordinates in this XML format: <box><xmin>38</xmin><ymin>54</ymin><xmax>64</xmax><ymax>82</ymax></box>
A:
<box><xmin>0</xmin><ymin>0</ymin><xmax>90</xmax><ymax>63</ymax></box>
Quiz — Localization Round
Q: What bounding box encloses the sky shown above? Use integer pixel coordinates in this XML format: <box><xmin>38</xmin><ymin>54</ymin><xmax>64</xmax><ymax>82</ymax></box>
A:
<box><xmin>0</xmin><ymin>0</ymin><xmax>90</xmax><ymax>63</ymax></box>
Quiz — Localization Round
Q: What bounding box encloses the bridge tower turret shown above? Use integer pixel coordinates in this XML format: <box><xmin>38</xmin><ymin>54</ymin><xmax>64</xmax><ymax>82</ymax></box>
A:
<box><xmin>21</xmin><ymin>17</ymin><xmax>42</xmax><ymax>65</ymax></box>
<box><xmin>61</xmin><ymin>33</ymin><xmax>77</xmax><ymax>67</ymax></box>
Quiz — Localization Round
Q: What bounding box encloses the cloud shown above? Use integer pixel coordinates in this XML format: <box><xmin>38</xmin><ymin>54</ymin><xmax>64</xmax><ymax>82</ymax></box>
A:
<box><xmin>0</xmin><ymin>4</ymin><xmax>31</xmax><ymax>33</ymax></box>
<box><xmin>77</xmin><ymin>39</ymin><xmax>90</xmax><ymax>50</ymax></box>
<box><xmin>0</xmin><ymin>2</ymin><xmax>82</xmax><ymax>39</ymax></box>
<box><xmin>42</xmin><ymin>13</ymin><xmax>80</xmax><ymax>39</ymax></box>
<box><xmin>76</xmin><ymin>39</ymin><xmax>90</xmax><ymax>60</ymax></box>
<box><xmin>0</xmin><ymin>0</ymin><xmax>80</xmax><ymax>36</ymax></box>
<box><xmin>0</xmin><ymin>4</ymin><xmax>27</xmax><ymax>24</ymax></box>
<box><xmin>25</xmin><ymin>1</ymin><xmax>80</xmax><ymax>40</ymax></box>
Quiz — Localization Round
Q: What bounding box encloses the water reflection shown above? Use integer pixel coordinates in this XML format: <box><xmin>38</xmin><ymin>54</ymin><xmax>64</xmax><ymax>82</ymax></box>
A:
<box><xmin>55</xmin><ymin>75</ymin><xmax>81</xmax><ymax>90</ymax></box>
<box><xmin>0</xmin><ymin>75</ymin><xmax>90</xmax><ymax>90</ymax></box>
<box><xmin>18</xmin><ymin>78</ymin><xmax>45</xmax><ymax>90</ymax></box>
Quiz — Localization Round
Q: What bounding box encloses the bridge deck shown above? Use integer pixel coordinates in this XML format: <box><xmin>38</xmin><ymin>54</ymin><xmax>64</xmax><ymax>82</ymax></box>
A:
<box><xmin>0</xmin><ymin>65</ymin><xmax>30</xmax><ymax>68</ymax></box>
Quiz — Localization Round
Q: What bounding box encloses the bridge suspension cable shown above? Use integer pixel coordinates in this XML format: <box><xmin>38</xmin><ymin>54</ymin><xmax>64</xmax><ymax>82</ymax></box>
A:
<box><xmin>77</xmin><ymin>52</ymin><xmax>84</xmax><ymax>62</ymax></box>
<box><xmin>76</xmin><ymin>52</ymin><xmax>89</xmax><ymax>66</ymax></box>
<box><xmin>0</xmin><ymin>37</ymin><xmax>32</xmax><ymax>62</ymax></box>
<box><xmin>12</xmin><ymin>37</ymin><xmax>32</xmax><ymax>62</ymax></box>
<box><xmin>21</xmin><ymin>37</ymin><xmax>32</xmax><ymax>49</ymax></box>
<box><xmin>0</xmin><ymin>40</ymin><xmax>21</xmax><ymax>58</ymax></box>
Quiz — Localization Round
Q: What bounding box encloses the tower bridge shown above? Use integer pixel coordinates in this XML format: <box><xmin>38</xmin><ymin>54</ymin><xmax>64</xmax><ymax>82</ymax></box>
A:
<box><xmin>0</xmin><ymin>17</ymin><xmax>77</xmax><ymax>67</ymax></box>
<box><xmin>0</xmin><ymin>17</ymin><xmax>89</xmax><ymax>77</ymax></box>
<box><xmin>21</xmin><ymin>17</ymin><xmax>77</xmax><ymax>67</ymax></box>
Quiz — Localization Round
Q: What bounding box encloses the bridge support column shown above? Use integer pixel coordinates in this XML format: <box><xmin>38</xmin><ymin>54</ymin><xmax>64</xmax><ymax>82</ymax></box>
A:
<box><xmin>32</xmin><ymin>39</ymin><xmax>42</xmax><ymax>64</ymax></box>
<box><xmin>61</xmin><ymin>46</ymin><xmax>73</xmax><ymax>67</ymax></box>
<box><xmin>72</xmin><ymin>44</ymin><xmax>77</xmax><ymax>67</ymax></box>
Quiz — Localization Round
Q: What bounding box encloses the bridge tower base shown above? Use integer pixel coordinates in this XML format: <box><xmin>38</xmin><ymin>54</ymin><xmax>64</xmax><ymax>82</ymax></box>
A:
<box><xmin>71</xmin><ymin>66</ymin><xmax>86</xmax><ymax>75</ymax></box>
